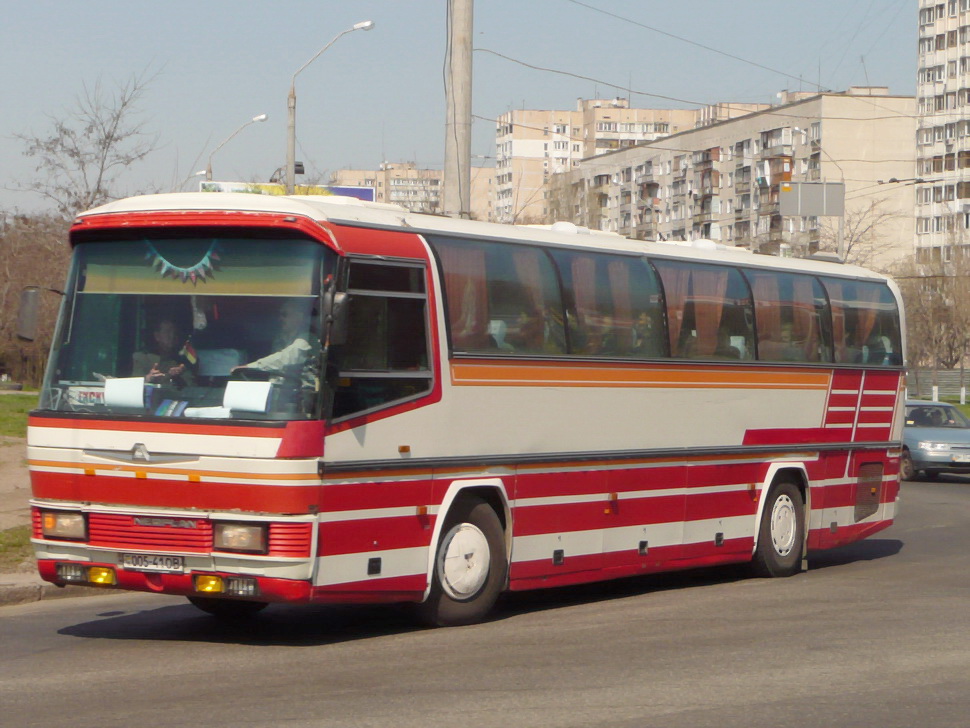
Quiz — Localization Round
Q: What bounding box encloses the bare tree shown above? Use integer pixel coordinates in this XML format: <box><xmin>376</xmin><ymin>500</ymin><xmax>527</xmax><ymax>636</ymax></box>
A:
<box><xmin>13</xmin><ymin>73</ymin><xmax>159</xmax><ymax>219</ymax></box>
<box><xmin>817</xmin><ymin>198</ymin><xmax>904</xmax><ymax>270</ymax></box>
<box><xmin>0</xmin><ymin>215</ymin><xmax>70</xmax><ymax>385</ymax></box>
<box><xmin>893</xmin><ymin>249</ymin><xmax>970</xmax><ymax>398</ymax></box>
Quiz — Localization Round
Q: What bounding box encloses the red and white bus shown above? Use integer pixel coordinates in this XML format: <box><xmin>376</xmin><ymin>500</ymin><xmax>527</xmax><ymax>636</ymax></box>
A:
<box><xmin>27</xmin><ymin>192</ymin><xmax>904</xmax><ymax>625</ymax></box>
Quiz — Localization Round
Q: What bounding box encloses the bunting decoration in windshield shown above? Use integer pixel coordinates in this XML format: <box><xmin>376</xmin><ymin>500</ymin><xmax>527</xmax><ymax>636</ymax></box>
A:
<box><xmin>144</xmin><ymin>240</ymin><xmax>220</xmax><ymax>283</ymax></box>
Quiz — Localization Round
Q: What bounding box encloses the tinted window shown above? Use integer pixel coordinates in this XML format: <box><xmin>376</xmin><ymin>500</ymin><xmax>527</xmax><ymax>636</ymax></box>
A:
<box><xmin>821</xmin><ymin>279</ymin><xmax>902</xmax><ymax>365</ymax></box>
<box><xmin>430</xmin><ymin>237</ymin><xmax>564</xmax><ymax>355</ymax></box>
<box><xmin>745</xmin><ymin>270</ymin><xmax>832</xmax><ymax>362</ymax></box>
<box><xmin>550</xmin><ymin>250</ymin><xmax>666</xmax><ymax>358</ymax></box>
<box><xmin>653</xmin><ymin>260</ymin><xmax>755</xmax><ymax>360</ymax></box>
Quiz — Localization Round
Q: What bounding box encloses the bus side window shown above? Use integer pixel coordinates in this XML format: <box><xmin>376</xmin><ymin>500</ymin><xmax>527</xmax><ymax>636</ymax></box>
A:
<box><xmin>329</xmin><ymin>260</ymin><xmax>432</xmax><ymax>419</ymax></box>
<box><xmin>653</xmin><ymin>260</ymin><xmax>754</xmax><ymax>361</ymax></box>
<box><xmin>549</xmin><ymin>250</ymin><xmax>665</xmax><ymax>359</ymax></box>
<box><xmin>431</xmin><ymin>236</ymin><xmax>564</xmax><ymax>356</ymax></box>
<box><xmin>820</xmin><ymin>278</ymin><xmax>901</xmax><ymax>366</ymax></box>
<box><xmin>746</xmin><ymin>270</ymin><xmax>830</xmax><ymax>363</ymax></box>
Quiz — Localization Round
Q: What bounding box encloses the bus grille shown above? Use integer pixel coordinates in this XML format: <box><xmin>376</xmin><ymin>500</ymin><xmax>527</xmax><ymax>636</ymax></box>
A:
<box><xmin>266</xmin><ymin>522</ymin><xmax>313</xmax><ymax>557</ymax></box>
<box><xmin>34</xmin><ymin>510</ymin><xmax>313</xmax><ymax>557</ymax></box>
<box><xmin>89</xmin><ymin>513</ymin><xmax>213</xmax><ymax>553</ymax></box>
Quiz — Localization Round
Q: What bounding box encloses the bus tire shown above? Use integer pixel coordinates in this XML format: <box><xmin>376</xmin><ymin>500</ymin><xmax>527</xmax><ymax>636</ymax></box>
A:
<box><xmin>900</xmin><ymin>450</ymin><xmax>915</xmax><ymax>482</ymax></box>
<box><xmin>187</xmin><ymin>596</ymin><xmax>268</xmax><ymax>619</ymax></box>
<box><xmin>419</xmin><ymin>496</ymin><xmax>507</xmax><ymax>627</ymax></box>
<box><xmin>751</xmin><ymin>480</ymin><xmax>805</xmax><ymax>578</ymax></box>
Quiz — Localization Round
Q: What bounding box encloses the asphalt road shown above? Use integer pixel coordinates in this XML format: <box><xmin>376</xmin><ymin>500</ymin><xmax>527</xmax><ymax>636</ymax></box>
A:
<box><xmin>2</xmin><ymin>479</ymin><xmax>969</xmax><ymax>728</ymax></box>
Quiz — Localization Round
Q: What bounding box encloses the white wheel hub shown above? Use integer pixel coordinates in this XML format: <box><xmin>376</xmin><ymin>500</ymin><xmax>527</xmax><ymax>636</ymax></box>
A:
<box><xmin>438</xmin><ymin>523</ymin><xmax>490</xmax><ymax>600</ymax></box>
<box><xmin>770</xmin><ymin>494</ymin><xmax>797</xmax><ymax>556</ymax></box>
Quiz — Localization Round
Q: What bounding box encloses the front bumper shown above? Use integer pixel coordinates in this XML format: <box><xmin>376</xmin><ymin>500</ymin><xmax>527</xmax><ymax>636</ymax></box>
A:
<box><xmin>911</xmin><ymin>450</ymin><xmax>970</xmax><ymax>474</ymax></box>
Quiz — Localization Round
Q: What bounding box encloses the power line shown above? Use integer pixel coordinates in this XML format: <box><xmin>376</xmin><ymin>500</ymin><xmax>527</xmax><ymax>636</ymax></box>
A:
<box><xmin>475</xmin><ymin>48</ymin><xmax>918</xmax><ymax>123</ymax></box>
<box><xmin>564</xmin><ymin>0</ymin><xmax>824</xmax><ymax>90</ymax></box>
<box><xmin>565</xmin><ymin>0</ymin><xmax>914</xmax><ymax>122</ymax></box>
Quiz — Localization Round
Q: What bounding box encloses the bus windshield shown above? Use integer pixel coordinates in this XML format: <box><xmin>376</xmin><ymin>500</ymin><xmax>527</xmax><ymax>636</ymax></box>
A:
<box><xmin>40</xmin><ymin>231</ymin><xmax>335</xmax><ymax>421</ymax></box>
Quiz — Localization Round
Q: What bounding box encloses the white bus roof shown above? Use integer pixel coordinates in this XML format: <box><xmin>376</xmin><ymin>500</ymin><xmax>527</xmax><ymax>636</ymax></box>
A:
<box><xmin>79</xmin><ymin>192</ymin><xmax>888</xmax><ymax>282</ymax></box>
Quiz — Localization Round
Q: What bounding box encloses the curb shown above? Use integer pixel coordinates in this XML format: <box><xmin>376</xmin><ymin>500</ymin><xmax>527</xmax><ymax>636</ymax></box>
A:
<box><xmin>0</xmin><ymin>574</ymin><xmax>115</xmax><ymax>607</ymax></box>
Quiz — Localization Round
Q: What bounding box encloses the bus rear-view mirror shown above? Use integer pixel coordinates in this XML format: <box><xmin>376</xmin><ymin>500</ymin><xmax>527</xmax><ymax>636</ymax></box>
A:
<box><xmin>17</xmin><ymin>287</ymin><xmax>40</xmax><ymax>341</ymax></box>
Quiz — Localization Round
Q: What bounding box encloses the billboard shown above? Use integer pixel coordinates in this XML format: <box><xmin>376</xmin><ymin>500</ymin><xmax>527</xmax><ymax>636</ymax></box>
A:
<box><xmin>778</xmin><ymin>181</ymin><xmax>844</xmax><ymax>217</ymax></box>
<box><xmin>199</xmin><ymin>181</ymin><xmax>376</xmax><ymax>202</ymax></box>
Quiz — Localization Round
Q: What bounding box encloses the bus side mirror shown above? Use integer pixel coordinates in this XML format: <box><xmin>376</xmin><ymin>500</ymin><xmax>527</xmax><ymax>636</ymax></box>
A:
<box><xmin>17</xmin><ymin>287</ymin><xmax>40</xmax><ymax>341</ymax></box>
<box><xmin>329</xmin><ymin>292</ymin><xmax>349</xmax><ymax>346</ymax></box>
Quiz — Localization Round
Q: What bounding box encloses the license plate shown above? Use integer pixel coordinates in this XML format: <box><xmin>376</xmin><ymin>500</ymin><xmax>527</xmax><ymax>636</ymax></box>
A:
<box><xmin>121</xmin><ymin>553</ymin><xmax>184</xmax><ymax>573</ymax></box>
<box><xmin>952</xmin><ymin>454</ymin><xmax>970</xmax><ymax>463</ymax></box>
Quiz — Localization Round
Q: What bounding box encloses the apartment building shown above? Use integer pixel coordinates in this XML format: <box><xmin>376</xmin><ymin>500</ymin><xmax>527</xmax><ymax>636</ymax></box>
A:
<box><xmin>329</xmin><ymin>162</ymin><xmax>443</xmax><ymax>214</ymax></box>
<box><xmin>554</xmin><ymin>89</ymin><xmax>915</xmax><ymax>270</ymax></box>
<box><xmin>329</xmin><ymin>161</ymin><xmax>494</xmax><ymax>220</ymax></box>
<box><xmin>493</xmin><ymin>98</ymin><xmax>697</xmax><ymax>224</ymax></box>
<box><xmin>916</xmin><ymin>0</ymin><xmax>970</xmax><ymax>260</ymax></box>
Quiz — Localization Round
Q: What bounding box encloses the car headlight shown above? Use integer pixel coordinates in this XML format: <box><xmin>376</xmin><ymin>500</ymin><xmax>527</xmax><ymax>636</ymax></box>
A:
<box><xmin>213</xmin><ymin>522</ymin><xmax>267</xmax><ymax>554</ymax></box>
<box><xmin>918</xmin><ymin>441</ymin><xmax>951</xmax><ymax>451</ymax></box>
<box><xmin>41</xmin><ymin>510</ymin><xmax>87</xmax><ymax>540</ymax></box>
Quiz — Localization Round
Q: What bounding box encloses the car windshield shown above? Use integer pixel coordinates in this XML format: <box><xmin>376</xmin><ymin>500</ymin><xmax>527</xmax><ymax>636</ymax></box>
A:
<box><xmin>39</xmin><ymin>230</ymin><xmax>335</xmax><ymax>421</ymax></box>
<box><xmin>905</xmin><ymin>404</ymin><xmax>970</xmax><ymax>428</ymax></box>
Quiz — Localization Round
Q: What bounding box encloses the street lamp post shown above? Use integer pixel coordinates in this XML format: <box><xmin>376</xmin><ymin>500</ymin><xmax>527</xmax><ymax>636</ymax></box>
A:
<box><xmin>286</xmin><ymin>20</ymin><xmax>374</xmax><ymax>195</ymax></box>
<box><xmin>206</xmin><ymin>113</ymin><xmax>269</xmax><ymax>181</ymax></box>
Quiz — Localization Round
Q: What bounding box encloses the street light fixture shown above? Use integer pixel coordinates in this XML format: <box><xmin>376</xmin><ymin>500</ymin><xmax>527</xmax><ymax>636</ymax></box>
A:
<box><xmin>286</xmin><ymin>20</ymin><xmax>375</xmax><ymax>194</ymax></box>
<box><xmin>206</xmin><ymin>113</ymin><xmax>269</xmax><ymax>181</ymax></box>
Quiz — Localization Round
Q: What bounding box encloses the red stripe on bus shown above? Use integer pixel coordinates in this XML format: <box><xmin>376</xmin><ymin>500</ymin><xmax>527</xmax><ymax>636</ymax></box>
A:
<box><xmin>312</xmin><ymin>575</ymin><xmax>427</xmax><ymax>602</ymax></box>
<box><xmin>824</xmin><ymin>411</ymin><xmax>856</xmax><ymax>425</ymax></box>
<box><xmin>30</xmin><ymin>472</ymin><xmax>320</xmax><ymax>514</ymax></box>
<box><xmin>856</xmin><ymin>410</ymin><xmax>894</xmax><ymax>424</ymax></box>
<box><xmin>513</xmin><ymin>496</ymin><xmax>685</xmax><ymax>536</ymax></box>
<box><xmin>743</xmin><ymin>428</ymin><xmax>850</xmax><ymax>446</ymax></box>
<box><xmin>862</xmin><ymin>371</ymin><xmax>904</xmax><ymax>390</ymax></box>
<box><xmin>827</xmin><ymin>393</ymin><xmax>861</xmax><ymax>408</ymax></box>
<box><xmin>318</xmin><ymin>516</ymin><xmax>434</xmax><ymax>557</ymax></box>
<box><xmin>859</xmin><ymin>393</ymin><xmax>898</xmax><ymax>407</ymax></box>
<box><xmin>320</xmin><ymin>480</ymin><xmax>435</xmax><ymax>512</ymax></box>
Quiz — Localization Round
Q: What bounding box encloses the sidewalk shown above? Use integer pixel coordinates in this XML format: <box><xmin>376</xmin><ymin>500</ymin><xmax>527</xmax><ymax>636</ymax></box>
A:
<box><xmin>0</xmin><ymin>436</ymin><xmax>108</xmax><ymax>606</ymax></box>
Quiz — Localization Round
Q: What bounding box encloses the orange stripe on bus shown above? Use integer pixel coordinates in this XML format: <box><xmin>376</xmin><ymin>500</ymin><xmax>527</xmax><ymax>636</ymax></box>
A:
<box><xmin>451</xmin><ymin>362</ymin><xmax>830</xmax><ymax>389</ymax></box>
<box><xmin>27</xmin><ymin>460</ymin><xmax>320</xmax><ymax>482</ymax></box>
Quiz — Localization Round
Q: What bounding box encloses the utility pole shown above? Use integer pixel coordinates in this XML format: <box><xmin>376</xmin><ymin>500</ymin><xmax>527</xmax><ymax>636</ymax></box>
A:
<box><xmin>443</xmin><ymin>0</ymin><xmax>473</xmax><ymax>218</ymax></box>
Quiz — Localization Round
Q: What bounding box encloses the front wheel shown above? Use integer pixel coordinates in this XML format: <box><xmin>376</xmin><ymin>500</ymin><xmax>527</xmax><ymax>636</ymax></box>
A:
<box><xmin>900</xmin><ymin>450</ymin><xmax>915</xmax><ymax>481</ymax></box>
<box><xmin>751</xmin><ymin>480</ymin><xmax>805</xmax><ymax>578</ymax></box>
<box><xmin>418</xmin><ymin>497</ymin><xmax>507</xmax><ymax>627</ymax></box>
<box><xmin>187</xmin><ymin>596</ymin><xmax>268</xmax><ymax>619</ymax></box>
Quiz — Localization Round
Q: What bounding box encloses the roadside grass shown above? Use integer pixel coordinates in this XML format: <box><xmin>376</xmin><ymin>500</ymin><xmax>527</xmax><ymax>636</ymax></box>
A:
<box><xmin>0</xmin><ymin>393</ymin><xmax>38</xmax><ymax>438</ymax></box>
<box><xmin>0</xmin><ymin>526</ymin><xmax>33</xmax><ymax>572</ymax></box>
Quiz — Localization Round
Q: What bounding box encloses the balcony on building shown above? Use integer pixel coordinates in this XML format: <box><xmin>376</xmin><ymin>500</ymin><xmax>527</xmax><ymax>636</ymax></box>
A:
<box><xmin>693</xmin><ymin>209</ymin><xmax>716</xmax><ymax>225</ymax></box>
<box><xmin>692</xmin><ymin>146</ymin><xmax>720</xmax><ymax>172</ymax></box>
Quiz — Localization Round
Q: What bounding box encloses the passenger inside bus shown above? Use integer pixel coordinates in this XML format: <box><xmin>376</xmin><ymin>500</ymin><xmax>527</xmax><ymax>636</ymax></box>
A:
<box><xmin>132</xmin><ymin>318</ymin><xmax>195</xmax><ymax>387</ymax></box>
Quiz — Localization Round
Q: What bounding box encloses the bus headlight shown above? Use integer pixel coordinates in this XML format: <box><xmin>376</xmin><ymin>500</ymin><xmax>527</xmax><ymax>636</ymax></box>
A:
<box><xmin>918</xmin><ymin>441</ymin><xmax>950</xmax><ymax>451</ymax></box>
<box><xmin>213</xmin><ymin>522</ymin><xmax>267</xmax><ymax>553</ymax></box>
<box><xmin>41</xmin><ymin>510</ymin><xmax>87</xmax><ymax>540</ymax></box>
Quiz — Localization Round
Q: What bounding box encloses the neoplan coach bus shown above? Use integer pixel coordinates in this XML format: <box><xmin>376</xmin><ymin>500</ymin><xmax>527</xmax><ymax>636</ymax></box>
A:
<box><xmin>26</xmin><ymin>192</ymin><xmax>904</xmax><ymax>626</ymax></box>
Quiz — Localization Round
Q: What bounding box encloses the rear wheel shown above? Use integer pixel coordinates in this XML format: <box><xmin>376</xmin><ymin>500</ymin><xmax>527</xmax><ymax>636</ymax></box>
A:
<box><xmin>900</xmin><ymin>450</ymin><xmax>915</xmax><ymax>481</ymax></box>
<box><xmin>418</xmin><ymin>496</ymin><xmax>507</xmax><ymax>627</ymax></box>
<box><xmin>752</xmin><ymin>480</ymin><xmax>805</xmax><ymax>578</ymax></box>
<box><xmin>187</xmin><ymin>596</ymin><xmax>268</xmax><ymax>619</ymax></box>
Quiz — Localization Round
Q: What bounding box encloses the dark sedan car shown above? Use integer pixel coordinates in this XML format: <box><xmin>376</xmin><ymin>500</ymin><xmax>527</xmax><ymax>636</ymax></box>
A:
<box><xmin>901</xmin><ymin>400</ymin><xmax>970</xmax><ymax>480</ymax></box>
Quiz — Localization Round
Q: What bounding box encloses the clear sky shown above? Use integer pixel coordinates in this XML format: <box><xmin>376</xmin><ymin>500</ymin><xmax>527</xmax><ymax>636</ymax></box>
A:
<box><xmin>0</xmin><ymin>0</ymin><xmax>915</xmax><ymax>214</ymax></box>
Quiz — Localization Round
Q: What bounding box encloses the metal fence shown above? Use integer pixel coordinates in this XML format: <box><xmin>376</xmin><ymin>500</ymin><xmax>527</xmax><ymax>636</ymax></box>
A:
<box><xmin>906</xmin><ymin>368</ymin><xmax>970</xmax><ymax>402</ymax></box>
